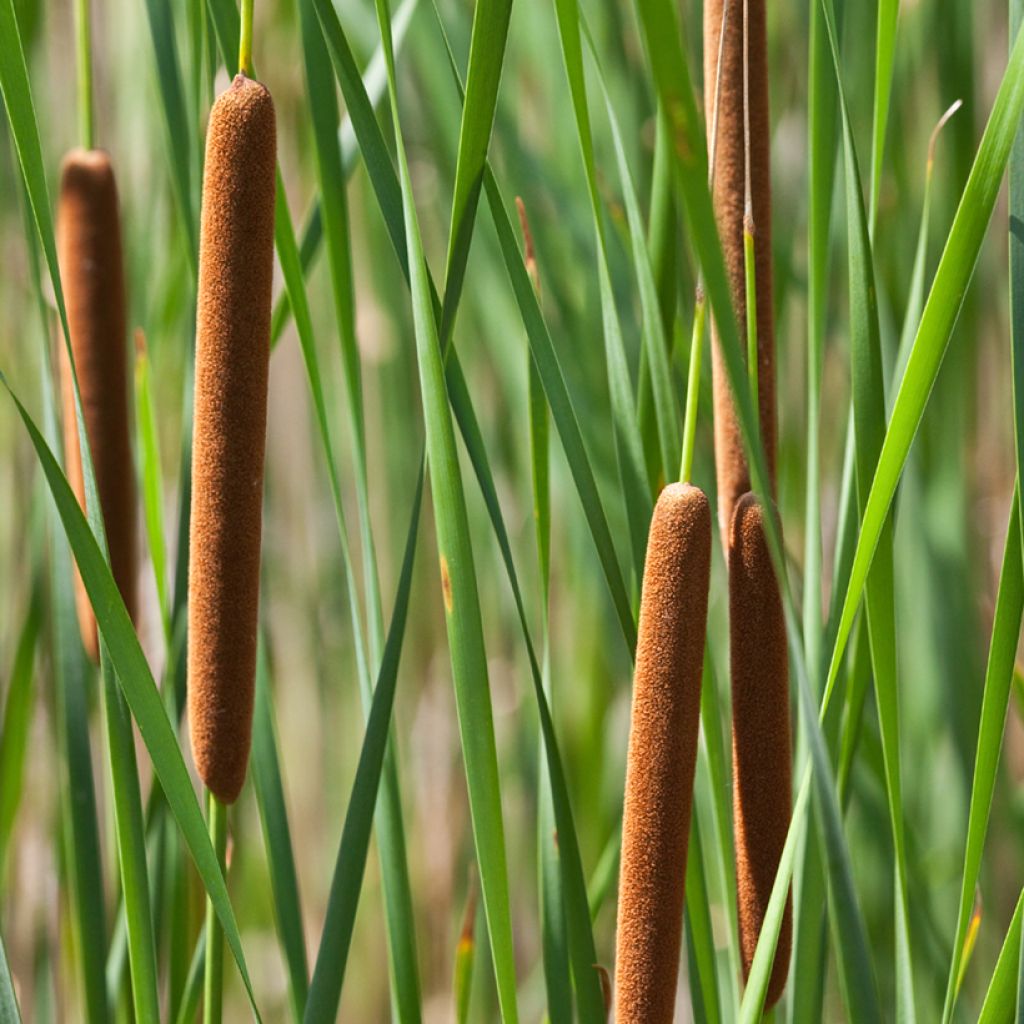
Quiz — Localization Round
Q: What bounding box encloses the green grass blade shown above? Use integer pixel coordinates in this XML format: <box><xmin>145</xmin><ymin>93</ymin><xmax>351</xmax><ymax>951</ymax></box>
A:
<box><xmin>824</xmin><ymin>15</ymin><xmax>1024</xmax><ymax>708</ymax></box>
<box><xmin>978</xmin><ymin>890</ymin><xmax>1024</xmax><ymax>1024</ymax></box>
<box><xmin>942</xmin><ymin>487</ymin><xmax>1023</xmax><ymax>1021</ymax></box>
<box><xmin>484</xmin><ymin>175</ymin><xmax>636</xmax><ymax>651</ymax></box>
<box><xmin>586</xmin><ymin>19</ymin><xmax>680</xmax><ymax>483</ymax></box>
<box><xmin>869</xmin><ymin>0</ymin><xmax>899</xmax><ymax>231</ymax></box>
<box><xmin>824</xmin><ymin>0</ymin><xmax>915</xmax><ymax>1012</ymax></box>
<box><xmin>0</xmin><ymin>934</ymin><xmax>21</xmax><ymax>1024</ymax></box>
<box><xmin>100</xmin><ymin>653</ymin><xmax>161</xmax><ymax>1023</ymax></box>
<box><xmin>516</xmin><ymin>202</ymin><xmax>572</xmax><ymax>1024</ymax></box>
<box><xmin>792</xmin><ymin>20</ymin><xmax>838</xmax><ymax>1010</ymax></box>
<box><xmin>174</xmin><ymin>931</ymin><xmax>208</xmax><ymax>1024</ymax></box>
<box><xmin>684</xmin><ymin>812</ymin><xmax>721</xmax><ymax>1024</ymax></box>
<box><xmin>140</xmin><ymin>0</ymin><xmax>198</xmax><ymax>264</ymax></box>
<box><xmin>252</xmin><ymin>643</ymin><xmax>309</xmax><ymax>1021</ymax></box>
<box><xmin>440</xmin><ymin>0</ymin><xmax>513</xmax><ymax>342</ymax></box>
<box><xmin>313</xmin><ymin>0</ymin><xmax>635</xmax><ymax>652</ymax></box>
<box><xmin>304</xmin><ymin>476</ymin><xmax>423</xmax><ymax>1022</ymax></box>
<box><xmin>376</xmin><ymin>5</ymin><xmax>518</xmax><ymax>1007</ymax></box>
<box><xmin>134</xmin><ymin>336</ymin><xmax>171</xmax><ymax>644</ymax></box>
<box><xmin>551</xmin><ymin>0</ymin><xmax>652</xmax><ymax>573</ymax></box>
<box><xmin>269</xmin><ymin>0</ymin><xmax>418</xmax><ymax>347</ymax></box>
<box><xmin>0</xmin><ymin>582</ymin><xmax>41</xmax><ymax>869</ymax></box>
<box><xmin>1011</xmin><ymin>0</ymin><xmax>1024</xmax><ymax>665</ymax></box>
<box><xmin>1</xmin><ymin>378</ymin><xmax>262</xmax><ymax>1018</ymax></box>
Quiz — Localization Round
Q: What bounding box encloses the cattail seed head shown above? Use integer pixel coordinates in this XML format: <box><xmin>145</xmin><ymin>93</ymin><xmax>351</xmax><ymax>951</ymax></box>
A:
<box><xmin>188</xmin><ymin>75</ymin><xmax>276</xmax><ymax>805</ymax></box>
<box><xmin>615</xmin><ymin>483</ymin><xmax>712</xmax><ymax>1023</ymax></box>
<box><xmin>729</xmin><ymin>491</ymin><xmax>791</xmax><ymax>1007</ymax></box>
<box><xmin>704</xmin><ymin>0</ymin><xmax>777</xmax><ymax>543</ymax></box>
<box><xmin>57</xmin><ymin>148</ymin><xmax>137</xmax><ymax>663</ymax></box>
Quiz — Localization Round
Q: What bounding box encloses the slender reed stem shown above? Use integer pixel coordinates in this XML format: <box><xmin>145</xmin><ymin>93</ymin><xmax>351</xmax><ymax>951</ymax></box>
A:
<box><xmin>239</xmin><ymin>0</ymin><xmax>254</xmax><ymax>76</ymax></box>
<box><xmin>203</xmin><ymin>794</ymin><xmax>228</xmax><ymax>1024</ymax></box>
<box><xmin>679</xmin><ymin>0</ymin><xmax>727</xmax><ymax>484</ymax></box>
<box><xmin>744</xmin><ymin>220</ymin><xmax>759</xmax><ymax>412</ymax></box>
<box><xmin>741</xmin><ymin>0</ymin><xmax>759</xmax><ymax>415</ymax></box>
<box><xmin>74</xmin><ymin>0</ymin><xmax>94</xmax><ymax>149</ymax></box>
<box><xmin>680</xmin><ymin>291</ymin><xmax>706</xmax><ymax>483</ymax></box>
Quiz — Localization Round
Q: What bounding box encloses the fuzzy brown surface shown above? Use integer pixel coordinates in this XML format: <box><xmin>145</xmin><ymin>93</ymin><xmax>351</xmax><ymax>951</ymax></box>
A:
<box><xmin>704</xmin><ymin>0</ymin><xmax>777</xmax><ymax>545</ymax></box>
<box><xmin>57</xmin><ymin>149</ymin><xmax>136</xmax><ymax>664</ymax></box>
<box><xmin>729</xmin><ymin>492</ymin><xmax>791</xmax><ymax>1007</ymax></box>
<box><xmin>188</xmin><ymin>76</ymin><xmax>276</xmax><ymax>805</ymax></box>
<box><xmin>615</xmin><ymin>484</ymin><xmax>711</xmax><ymax>1023</ymax></box>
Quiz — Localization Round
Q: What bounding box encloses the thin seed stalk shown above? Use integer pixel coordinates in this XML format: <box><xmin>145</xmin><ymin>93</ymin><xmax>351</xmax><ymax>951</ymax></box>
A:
<box><xmin>680</xmin><ymin>291</ymin><xmax>706</xmax><ymax>484</ymax></box>
<box><xmin>743</xmin><ymin>217</ymin><xmax>759</xmax><ymax>414</ymax></box>
<box><xmin>73</xmin><ymin>0</ymin><xmax>93</xmax><ymax>149</ymax></box>
<box><xmin>203</xmin><ymin>795</ymin><xmax>228</xmax><ymax>1024</ymax></box>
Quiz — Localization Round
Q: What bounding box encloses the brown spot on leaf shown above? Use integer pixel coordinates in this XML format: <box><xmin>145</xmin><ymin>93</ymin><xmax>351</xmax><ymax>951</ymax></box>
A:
<box><xmin>440</xmin><ymin>555</ymin><xmax>453</xmax><ymax>613</ymax></box>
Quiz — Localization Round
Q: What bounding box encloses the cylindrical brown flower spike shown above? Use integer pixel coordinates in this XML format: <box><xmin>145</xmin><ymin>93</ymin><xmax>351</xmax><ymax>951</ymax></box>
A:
<box><xmin>729</xmin><ymin>492</ymin><xmax>791</xmax><ymax>1008</ymax></box>
<box><xmin>703</xmin><ymin>0</ymin><xmax>777</xmax><ymax>543</ymax></box>
<box><xmin>188</xmin><ymin>75</ymin><xmax>276</xmax><ymax>805</ymax></box>
<box><xmin>58</xmin><ymin>148</ymin><xmax>137</xmax><ymax>664</ymax></box>
<box><xmin>615</xmin><ymin>483</ymin><xmax>712</xmax><ymax>1024</ymax></box>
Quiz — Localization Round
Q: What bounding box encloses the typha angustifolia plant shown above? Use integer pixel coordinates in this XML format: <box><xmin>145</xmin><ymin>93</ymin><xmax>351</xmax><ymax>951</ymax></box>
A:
<box><xmin>703</xmin><ymin>0</ymin><xmax>791</xmax><ymax>1005</ymax></box>
<box><xmin>187</xmin><ymin>0</ymin><xmax>275</xmax><ymax>1016</ymax></box>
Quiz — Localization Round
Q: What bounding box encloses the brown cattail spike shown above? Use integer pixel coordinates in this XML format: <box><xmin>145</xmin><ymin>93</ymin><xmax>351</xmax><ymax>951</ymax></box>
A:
<box><xmin>57</xmin><ymin>148</ymin><xmax>137</xmax><ymax>663</ymax></box>
<box><xmin>704</xmin><ymin>0</ymin><xmax>777</xmax><ymax>543</ymax></box>
<box><xmin>729</xmin><ymin>492</ymin><xmax>791</xmax><ymax>1007</ymax></box>
<box><xmin>615</xmin><ymin>483</ymin><xmax>712</xmax><ymax>1023</ymax></box>
<box><xmin>188</xmin><ymin>75</ymin><xmax>276</xmax><ymax>805</ymax></box>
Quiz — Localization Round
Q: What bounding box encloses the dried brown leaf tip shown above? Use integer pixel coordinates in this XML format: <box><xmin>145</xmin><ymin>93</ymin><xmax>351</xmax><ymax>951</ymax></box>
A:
<box><xmin>188</xmin><ymin>76</ymin><xmax>276</xmax><ymax>805</ymax></box>
<box><xmin>615</xmin><ymin>483</ymin><xmax>711</xmax><ymax>1023</ymax></box>
<box><xmin>57</xmin><ymin>148</ymin><xmax>137</xmax><ymax>663</ymax></box>
<box><xmin>729</xmin><ymin>491</ymin><xmax>792</xmax><ymax>1007</ymax></box>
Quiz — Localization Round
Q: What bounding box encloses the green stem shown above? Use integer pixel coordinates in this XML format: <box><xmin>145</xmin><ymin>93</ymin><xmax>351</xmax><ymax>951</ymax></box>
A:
<box><xmin>203</xmin><ymin>794</ymin><xmax>228</xmax><ymax>1024</ymax></box>
<box><xmin>239</xmin><ymin>0</ymin><xmax>254</xmax><ymax>76</ymax></box>
<box><xmin>743</xmin><ymin>218</ymin><xmax>759</xmax><ymax>416</ymax></box>
<box><xmin>74</xmin><ymin>0</ymin><xmax>94</xmax><ymax>148</ymax></box>
<box><xmin>679</xmin><ymin>289</ymin><xmax>706</xmax><ymax>483</ymax></box>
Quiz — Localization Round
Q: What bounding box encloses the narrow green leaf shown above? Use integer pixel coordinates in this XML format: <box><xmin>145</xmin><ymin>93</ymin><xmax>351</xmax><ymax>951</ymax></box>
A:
<box><xmin>140</xmin><ymin>0</ymin><xmax>198</xmax><ymax>263</ymax></box>
<box><xmin>1</xmin><ymin>378</ymin><xmax>262</xmax><ymax>1018</ymax></box>
<box><xmin>377</xmin><ymin>5</ymin><xmax>519</xmax><ymax>1007</ymax></box>
<box><xmin>869</xmin><ymin>0</ymin><xmax>899</xmax><ymax>231</ymax></box>
<box><xmin>313</xmin><ymin>0</ymin><xmax>635</xmax><ymax>654</ymax></box>
<box><xmin>252</xmin><ymin>644</ymin><xmax>309</xmax><ymax>1021</ymax></box>
<box><xmin>824</xmin><ymin>0</ymin><xmax>916</xmax><ymax>1011</ymax></box>
<box><xmin>304</xmin><ymin>477</ymin><xmax>423</xmax><ymax>1022</ymax></box>
<box><xmin>552</xmin><ymin>0</ymin><xmax>652</xmax><ymax>574</ymax></box>
<box><xmin>943</xmin><ymin>487</ymin><xmax>1023</xmax><ymax>1021</ymax></box>
<box><xmin>134</xmin><ymin>337</ymin><xmax>171</xmax><ymax>645</ymax></box>
<box><xmin>584</xmin><ymin>18</ymin><xmax>680</xmax><ymax>483</ymax></box>
<box><xmin>0</xmin><ymin>934</ymin><xmax>21</xmax><ymax>1024</ymax></box>
<box><xmin>978</xmin><ymin>890</ymin><xmax>1024</xmax><ymax>1024</ymax></box>
<box><xmin>824</xmin><ymin>16</ymin><xmax>1024</xmax><ymax>711</ymax></box>
<box><xmin>0</xmin><ymin>583</ymin><xmax>41</xmax><ymax>867</ymax></box>
<box><xmin>440</xmin><ymin>0</ymin><xmax>513</xmax><ymax>342</ymax></box>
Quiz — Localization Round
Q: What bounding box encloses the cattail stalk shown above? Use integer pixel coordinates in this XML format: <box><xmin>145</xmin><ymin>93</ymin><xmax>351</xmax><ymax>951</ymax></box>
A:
<box><xmin>187</xmin><ymin>73</ymin><xmax>276</xmax><ymax>807</ymax></box>
<box><xmin>729</xmin><ymin>492</ymin><xmax>792</xmax><ymax>1007</ymax></box>
<box><xmin>57</xmin><ymin>148</ymin><xmax>137</xmax><ymax>664</ymax></box>
<box><xmin>615</xmin><ymin>483</ymin><xmax>711</xmax><ymax>1023</ymax></box>
<box><xmin>703</xmin><ymin>0</ymin><xmax>776</xmax><ymax>542</ymax></box>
